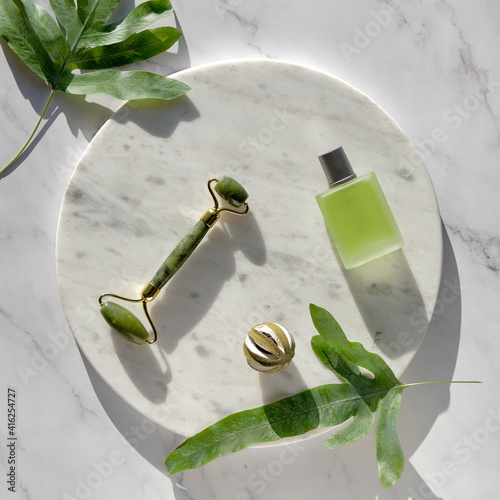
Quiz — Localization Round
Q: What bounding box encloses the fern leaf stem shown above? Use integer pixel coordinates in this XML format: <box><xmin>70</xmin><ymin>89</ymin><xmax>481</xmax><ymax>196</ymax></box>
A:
<box><xmin>403</xmin><ymin>380</ymin><xmax>482</xmax><ymax>388</ymax></box>
<box><xmin>1</xmin><ymin>89</ymin><xmax>56</xmax><ymax>175</ymax></box>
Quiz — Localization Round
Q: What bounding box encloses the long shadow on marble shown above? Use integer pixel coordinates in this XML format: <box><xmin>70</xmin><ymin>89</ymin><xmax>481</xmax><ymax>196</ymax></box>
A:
<box><xmin>342</xmin><ymin>245</ymin><xmax>428</xmax><ymax>360</ymax></box>
<box><xmin>164</xmin><ymin>225</ymin><xmax>461</xmax><ymax>500</ymax></box>
<box><xmin>111</xmin><ymin>326</ymin><xmax>171</xmax><ymax>404</ymax></box>
<box><xmin>376</xmin><ymin>224</ymin><xmax>462</xmax><ymax>499</ymax></box>
<box><xmin>259</xmin><ymin>362</ymin><xmax>310</xmax><ymax>406</ymax></box>
<box><xmin>84</xmin><ymin>226</ymin><xmax>461</xmax><ymax>500</ymax></box>
<box><xmin>150</xmin><ymin>209</ymin><xmax>266</xmax><ymax>356</ymax></box>
<box><xmin>108</xmin><ymin>209</ymin><xmax>266</xmax><ymax>403</ymax></box>
<box><xmin>0</xmin><ymin>43</ymin><xmax>113</xmax><ymax>179</ymax></box>
<box><xmin>0</xmin><ymin>11</ymin><xmax>192</xmax><ymax>178</ymax></box>
<box><xmin>109</xmin><ymin>93</ymin><xmax>200</xmax><ymax>140</ymax></box>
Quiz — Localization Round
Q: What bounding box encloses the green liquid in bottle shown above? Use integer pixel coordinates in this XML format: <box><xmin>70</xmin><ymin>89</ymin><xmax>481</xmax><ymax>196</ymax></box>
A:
<box><xmin>316</xmin><ymin>172</ymin><xmax>404</xmax><ymax>269</ymax></box>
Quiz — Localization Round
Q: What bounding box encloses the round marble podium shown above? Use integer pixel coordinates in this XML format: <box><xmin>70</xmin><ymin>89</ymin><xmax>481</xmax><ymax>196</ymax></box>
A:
<box><xmin>56</xmin><ymin>59</ymin><xmax>442</xmax><ymax>438</ymax></box>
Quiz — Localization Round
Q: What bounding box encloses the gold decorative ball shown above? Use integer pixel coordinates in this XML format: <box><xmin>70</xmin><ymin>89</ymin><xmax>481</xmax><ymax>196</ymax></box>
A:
<box><xmin>244</xmin><ymin>323</ymin><xmax>295</xmax><ymax>373</ymax></box>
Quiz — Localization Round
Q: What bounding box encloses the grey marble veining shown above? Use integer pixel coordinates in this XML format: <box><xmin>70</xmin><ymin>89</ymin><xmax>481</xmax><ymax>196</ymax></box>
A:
<box><xmin>2</xmin><ymin>1</ymin><xmax>500</xmax><ymax>499</ymax></box>
<box><xmin>56</xmin><ymin>60</ymin><xmax>441</xmax><ymax>437</ymax></box>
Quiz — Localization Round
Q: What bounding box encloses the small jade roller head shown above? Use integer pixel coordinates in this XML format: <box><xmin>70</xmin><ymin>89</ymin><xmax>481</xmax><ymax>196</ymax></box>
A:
<box><xmin>244</xmin><ymin>323</ymin><xmax>296</xmax><ymax>373</ymax></box>
<box><xmin>99</xmin><ymin>176</ymin><xmax>249</xmax><ymax>345</ymax></box>
<box><xmin>214</xmin><ymin>176</ymin><xmax>249</xmax><ymax>208</ymax></box>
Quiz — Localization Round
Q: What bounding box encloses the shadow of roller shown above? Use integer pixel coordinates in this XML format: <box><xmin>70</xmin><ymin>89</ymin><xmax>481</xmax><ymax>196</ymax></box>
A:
<box><xmin>82</xmin><ymin>224</ymin><xmax>460</xmax><ymax>500</ymax></box>
<box><xmin>99</xmin><ymin>176</ymin><xmax>250</xmax><ymax>346</ymax></box>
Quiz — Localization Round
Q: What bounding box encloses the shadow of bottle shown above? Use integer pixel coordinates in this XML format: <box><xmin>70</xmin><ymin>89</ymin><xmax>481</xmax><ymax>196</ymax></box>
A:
<box><xmin>110</xmin><ymin>208</ymin><xmax>266</xmax><ymax>403</ymax></box>
<box><xmin>85</xmin><ymin>225</ymin><xmax>460</xmax><ymax>500</ymax></box>
<box><xmin>342</xmin><ymin>247</ymin><xmax>429</xmax><ymax>360</ymax></box>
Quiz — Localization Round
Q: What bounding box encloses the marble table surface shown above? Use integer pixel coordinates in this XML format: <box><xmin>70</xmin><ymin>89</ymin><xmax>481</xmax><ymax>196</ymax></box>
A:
<box><xmin>1</xmin><ymin>1</ymin><xmax>499</xmax><ymax>499</ymax></box>
<box><xmin>56</xmin><ymin>59</ymin><xmax>442</xmax><ymax>438</ymax></box>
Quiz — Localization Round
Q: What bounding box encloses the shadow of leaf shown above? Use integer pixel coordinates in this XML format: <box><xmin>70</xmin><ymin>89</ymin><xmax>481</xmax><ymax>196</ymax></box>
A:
<box><xmin>0</xmin><ymin>11</ymin><xmax>192</xmax><ymax>177</ymax></box>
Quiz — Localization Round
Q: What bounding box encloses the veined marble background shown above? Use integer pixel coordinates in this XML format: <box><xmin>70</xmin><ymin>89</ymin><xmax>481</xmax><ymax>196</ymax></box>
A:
<box><xmin>1</xmin><ymin>1</ymin><xmax>499</xmax><ymax>499</ymax></box>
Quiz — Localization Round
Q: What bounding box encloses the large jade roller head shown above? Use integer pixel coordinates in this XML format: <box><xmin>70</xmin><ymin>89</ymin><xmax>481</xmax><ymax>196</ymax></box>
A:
<box><xmin>99</xmin><ymin>176</ymin><xmax>249</xmax><ymax>345</ymax></box>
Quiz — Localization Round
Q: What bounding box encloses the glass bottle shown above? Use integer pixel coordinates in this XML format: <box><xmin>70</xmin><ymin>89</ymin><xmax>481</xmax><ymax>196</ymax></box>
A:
<box><xmin>315</xmin><ymin>147</ymin><xmax>404</xmax><ymax>269</ymax></box>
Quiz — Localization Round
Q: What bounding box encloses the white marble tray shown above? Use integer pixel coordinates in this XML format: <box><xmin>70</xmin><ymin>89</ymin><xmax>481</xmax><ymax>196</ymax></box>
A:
<box><xmin>56</xmin><ymin>59</ymin><xmax>442</xmax><ymax>438</ymax></box>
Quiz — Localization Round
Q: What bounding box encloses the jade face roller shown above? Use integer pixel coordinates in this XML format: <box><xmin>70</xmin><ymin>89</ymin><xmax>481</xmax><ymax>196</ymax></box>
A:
<box><xmin>99</xmin><ymin>176</ymin><xmax>249</xmax><ymax>345</ymax></box>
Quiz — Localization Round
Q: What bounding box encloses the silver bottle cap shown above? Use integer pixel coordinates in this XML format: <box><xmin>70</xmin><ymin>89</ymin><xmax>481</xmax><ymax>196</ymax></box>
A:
<box><xmin>318</xmin><ymin>147</ymin><xmax>357</xmax><ymax>187</ymax></box>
